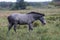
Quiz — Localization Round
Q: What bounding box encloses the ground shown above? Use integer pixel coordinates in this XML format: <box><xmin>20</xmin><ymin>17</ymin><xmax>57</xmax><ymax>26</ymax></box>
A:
<box><xmin>0</xmin><ymin>8</ymin><xmax>60</xmax><ymax>40</ymax></box>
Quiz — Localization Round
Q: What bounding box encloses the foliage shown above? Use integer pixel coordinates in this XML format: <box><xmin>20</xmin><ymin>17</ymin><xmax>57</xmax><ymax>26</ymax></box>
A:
<box><xmin>0</xmin><ymin>2</ymin><xmax>50</xmax><ymax>10</ymax></box>
<box><xmin>52</xmin><ymin>0</ymin><xmax>60</xmax><ymax>6</ymax></box>
<box><xmin>12</xmin><ymin>0</ymin><xmax>27</xmax><ymax>10</ymax></box>
<box><xmin>0</xmin><ymin>8</ymin><xmax>60</xmax><ymax>40</ymax></box>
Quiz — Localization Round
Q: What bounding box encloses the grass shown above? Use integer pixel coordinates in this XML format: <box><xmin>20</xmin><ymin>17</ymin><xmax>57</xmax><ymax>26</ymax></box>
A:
<box><xmin>0</xmin><ymin>8</ymin><xmax>60</xmax><ymax>40</ymax></box>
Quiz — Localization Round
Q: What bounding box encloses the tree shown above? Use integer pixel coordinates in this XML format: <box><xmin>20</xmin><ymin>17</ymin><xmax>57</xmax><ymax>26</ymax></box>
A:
<box><xmin>11</xmin><ymin>0</ymin><xmax>27</xmax><ymax>10</ymax></box>
<box><xmin>16</xmin><ymin>0</ymin><xmax>26</xmax><ymax>10</ymax></box>
<box><xmin>53</xmin><ymin>0</ymin><xmax>60</xmax><ymax>6</ymax></box>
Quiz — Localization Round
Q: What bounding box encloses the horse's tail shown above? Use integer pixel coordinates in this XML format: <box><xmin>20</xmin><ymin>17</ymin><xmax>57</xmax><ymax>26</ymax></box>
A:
<box><xmin>7</xmin><ymin>16</ymin><xmax>12</xmax><ymax>24</ymax></box>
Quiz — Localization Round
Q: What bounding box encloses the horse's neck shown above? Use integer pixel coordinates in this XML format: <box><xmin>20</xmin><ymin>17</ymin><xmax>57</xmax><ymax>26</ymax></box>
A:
<box><xmin>28</xmin><ymin>14</ymin><xmax>38</xmax><ymax>20</ymax></box>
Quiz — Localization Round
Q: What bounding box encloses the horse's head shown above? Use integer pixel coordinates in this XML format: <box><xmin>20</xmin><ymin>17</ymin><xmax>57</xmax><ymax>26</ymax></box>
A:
<box><xmin>39</xmin><ymin>16</ymin><xmax>46</xmax><ymax>25</ymax></box>
<box><xmin>28</xmin><ymin>12</ymin><xmax>46</xmax><ymax>25</ymax></box>
<box><xmin>38</xmin><ymin>13</ymin><xmax>46</xmax><ymax>25</ymax></box>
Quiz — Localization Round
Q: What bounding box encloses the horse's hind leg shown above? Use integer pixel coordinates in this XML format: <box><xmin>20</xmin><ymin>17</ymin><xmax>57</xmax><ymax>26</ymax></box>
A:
<box><xmin>28</xmin><ymin>24</ymin><xmax>33</xmax><ymax>31</ymax></box>
<box><xmin>14</xmin><ymin>23</ymin><xmax>17</xmax><ymax>32</ymax></box>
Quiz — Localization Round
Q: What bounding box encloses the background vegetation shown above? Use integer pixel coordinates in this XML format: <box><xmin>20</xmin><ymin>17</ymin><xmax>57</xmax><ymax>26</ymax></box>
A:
<box><xmin>0</xmin><ymin>7</ymin><xmax>60</xmax><ymax>40</ymax></box>
<box><xmin>0</xmin><ymin>0</ymin><xmax>60</xmax><ymax>10</ymax></box>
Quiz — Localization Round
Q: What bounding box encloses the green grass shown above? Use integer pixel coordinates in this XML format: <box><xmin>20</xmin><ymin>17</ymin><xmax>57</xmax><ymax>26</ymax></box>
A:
<box><xmin>0</xmin><ymin>8</ymin><xmax>60</xmax><ymax>40</ymax></box>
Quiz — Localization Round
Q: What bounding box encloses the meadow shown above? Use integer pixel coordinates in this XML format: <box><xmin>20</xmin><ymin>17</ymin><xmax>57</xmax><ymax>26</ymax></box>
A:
<box><xmin>0</xmin><ymin>8</ymin><xmax>60</xmax><ymax>40</ymax></box>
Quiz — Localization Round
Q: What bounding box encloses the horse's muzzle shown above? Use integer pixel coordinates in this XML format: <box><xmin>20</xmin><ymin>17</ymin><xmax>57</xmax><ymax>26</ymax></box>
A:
<box><xmin>43</xmin><ymin>21</ymin><xmax>46</xmax><ymax>25</ymax></box>
<box><xmin>43</xmin><ymin>23</ymin><xmax>46</xmax><ymax>25</ymax></box>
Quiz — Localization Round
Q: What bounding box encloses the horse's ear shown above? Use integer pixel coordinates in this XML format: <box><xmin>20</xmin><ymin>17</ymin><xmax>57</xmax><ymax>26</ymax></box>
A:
<box><xmin>43</xmin><ymin>14</ymin><xmax>45</xmax><ymax>16</ymax></box>
<box><xmin>41</xmin><ymin>13</ymin><xmax>45</xmax><ymax>16</ymax></box>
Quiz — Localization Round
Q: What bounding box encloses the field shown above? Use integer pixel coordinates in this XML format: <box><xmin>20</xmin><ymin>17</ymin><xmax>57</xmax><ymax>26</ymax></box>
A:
<box><xmin>0</xmin><ymin>8</ymin><xmax>60</xmax><ymax>40</ymax></box>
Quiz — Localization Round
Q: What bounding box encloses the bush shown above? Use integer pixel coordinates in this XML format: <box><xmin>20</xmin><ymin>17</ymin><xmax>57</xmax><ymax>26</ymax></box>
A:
<box><xmin>33</xmin><ymin>21</ymin><xmax>40</xmax><ymax>27</ymax></box>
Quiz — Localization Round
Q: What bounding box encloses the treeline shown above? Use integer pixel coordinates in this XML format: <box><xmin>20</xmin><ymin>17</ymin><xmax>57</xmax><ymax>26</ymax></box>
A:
<box><xmin>0</xmin><ymin>2</ymin><xmax>15</xmax><ymax>10</ymax></box>
<box><xmin>0</xmin><ymin>2</ymin><xmax>14</xmax><ymax>8</ymax></box>
<box><xmin>49</xmin><ymin>0</ymin><xmax>60</xmax><ymax>6</ymax></box>
<box><xmin>0</xmin><ymin>2</ymin><xmax>49</xmax><ymax>10</ymax></box>
<box><xmin>28</xmin><ymin>2</ymin><xmax>49</xmax><ymax>7</ymax></box>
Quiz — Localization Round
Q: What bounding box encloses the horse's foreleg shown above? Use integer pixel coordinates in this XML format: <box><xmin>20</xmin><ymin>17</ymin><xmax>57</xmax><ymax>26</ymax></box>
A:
<box><xmin>28</xmin><ymin>24</ymin><xmax>33</xmax><ymax>31</ymax></box>
<box><xmin>14</xmin><ymin>23</ymin><xmax>17</xmax><ymax>32</ymax></box>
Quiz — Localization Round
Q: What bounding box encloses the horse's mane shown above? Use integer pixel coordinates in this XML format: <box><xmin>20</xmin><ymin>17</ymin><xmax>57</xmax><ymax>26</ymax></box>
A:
<box><xmin>27</xmin><ymin>12</ymin><xmax>45</xmax><ymax>16</ymax></box>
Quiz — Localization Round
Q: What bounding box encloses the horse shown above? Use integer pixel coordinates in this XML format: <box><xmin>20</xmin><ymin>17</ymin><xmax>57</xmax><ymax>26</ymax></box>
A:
<box><xmin>7</xmin><ymin>12</ymin><xmax>46</xmax><ymax>33</ymax></box>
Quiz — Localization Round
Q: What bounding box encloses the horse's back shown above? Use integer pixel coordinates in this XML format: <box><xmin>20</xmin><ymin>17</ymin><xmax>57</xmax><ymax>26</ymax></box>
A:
<box><xmin>8</xmin><ymin>13</ymin><xmax>29</xmax><ymax>21</ymax></box>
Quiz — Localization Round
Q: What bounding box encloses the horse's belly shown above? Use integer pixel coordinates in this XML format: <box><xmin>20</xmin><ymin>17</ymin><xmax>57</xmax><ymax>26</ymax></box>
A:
<box><xmin>18</xmin><ymin>22</ymin><xmax>27</xmax><ymax>25</ymax></box>
<box><xmin>18</xmin><ymin>20</ymin><xmax>28</xmax><ymax>25</ymax></box>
